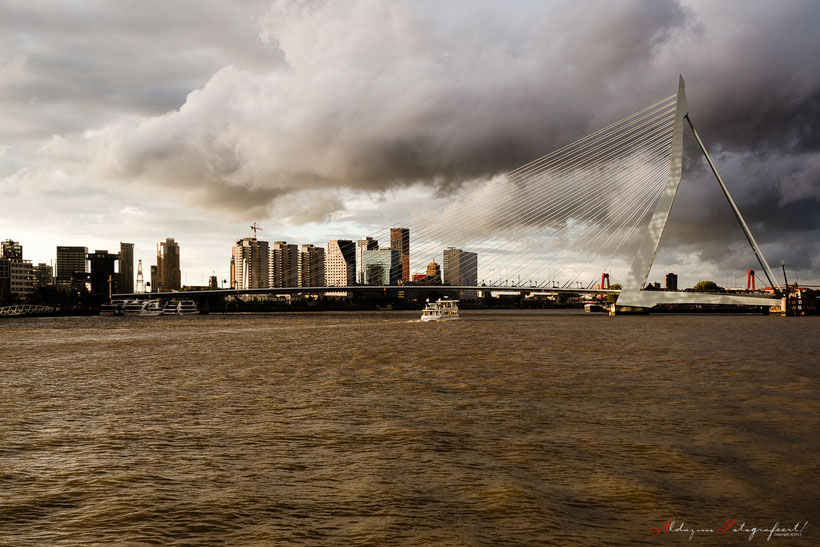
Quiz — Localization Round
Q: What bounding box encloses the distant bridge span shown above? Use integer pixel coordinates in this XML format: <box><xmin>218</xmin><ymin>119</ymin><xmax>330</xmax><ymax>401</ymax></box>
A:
<box><xmin>114</xmin><ymin>285</ymin><xmax>619</xmax><ymax>300</ymax></box>
<box><xmin>112</xmin><ymin>285</ymin><xmax>777</xmax><ymax>308</ymax></box>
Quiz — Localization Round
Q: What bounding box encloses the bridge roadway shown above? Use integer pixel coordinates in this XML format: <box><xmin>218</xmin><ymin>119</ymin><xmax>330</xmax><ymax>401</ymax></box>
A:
<box><xmin>113</xmin><ymin>286</ymin><xmax>779</xmax><ymax>310</ymax></box>
<box><xmin>113</xmin><ymin>285</ymin><xmax>621</xmax><ymax>300</ymax></box>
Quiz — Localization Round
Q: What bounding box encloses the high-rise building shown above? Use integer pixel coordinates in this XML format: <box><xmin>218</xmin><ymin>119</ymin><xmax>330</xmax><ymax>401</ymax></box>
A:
<box><xmin>156</xmin><ymin>237</ymin><xmax>181</xmax><ymax>291</ymax></box>
<box><xmin>208</xmin><ymin>275</ymin><xmax>219</xmax><ymax>289</ymax></box>
<box><xmin>232</xmin><ymin>237</ymin><xmax>269</xmax><ymax>290</ymax></box>
<box><xmin>390</xmin><ymin>228</ymin><xmax>410</xmax><ymax>282</ymax></box>
<box><xmin>443</xmin><ymin>248</ymin><xmax>478</xmax><ymax>286</ymax></box>
<box><xmin>56</xmin><ymin>246</ymin><xmax>88</xmax><ymax>286</ymax></box>
<box><xmin>1</xmin><ymin>241</ymin><xmax>32</xmax><ymax>301</ymax></box>
<box><xmin>8</xmin><ymin>260</ymin><xmax>34</xmax><ymax>300</ymax></box>
<box><xmin>356</xmin><ymin>237</ymin><xmax>378</xmax><ymax>284</ymax></box>
<box><xmin>362</xmin><ymin>249</ymin><xmax>400</xmax><ymax>285</ymax></box>
<box><xmin>33</xmin><ymin>263</ymin><xmax>54</xmax><ymax>287</ymax></box>
<box><xmin>150</xmin><ymin>265</ymin><xmax>158</xmax><ymax>292</ymax></box>
<box><xmin>665</xmin><ymin>272</ymin><xmax>678</xmax><ymax>291</ymax></box>
<box><xmin>269</xmin><ymin>241</ymin><xmax>299</xmax><ymax>288</ymax></box>
<box><xmin>298</xmin><ymin>244</ymin><xmax>325</xmax><ymax>287</ymax></box>
<box><xmin>118</xmin><ymin>242</ymin><xmax>134</xmax><ymax>293</ymax></box>
<box><xmin>426</xmin><ymin>260</ymin><xmax>442</xmax><ymax>285</ymax></box>
<box><xmin>87</xmin><ymin>250</ymin><xmax>119</xmax><ymax>296</ymax></box>
<box><xmin>1</xmin><ymin>239</ymin><xmax>23</xmax><ymax>260</ymax></box>
<box><xmin>326</xmin><ymin>240</ymin><xmax>356</xmax><ymax>287</ymax></box>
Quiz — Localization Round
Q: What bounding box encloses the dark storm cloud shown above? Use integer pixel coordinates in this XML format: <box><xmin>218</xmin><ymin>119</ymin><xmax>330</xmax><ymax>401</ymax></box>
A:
<box><xmin>660</xmin><ymin>125</ymin><xmax>820</xmax><ymax>271</ymax></box>
<box><xmin>86</xmin><ymin>0</ymin><xmax>697</xmax><ymax>208</ymax></box>
<box><xmin>81</xmin><ymin>2</ymin><xmax>818</xmax><ymax>211</ymax></box>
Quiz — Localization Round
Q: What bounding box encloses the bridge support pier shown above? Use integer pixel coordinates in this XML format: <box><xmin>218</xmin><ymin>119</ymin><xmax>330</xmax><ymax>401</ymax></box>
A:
<box><xmin>608</xmin><ymin>305</ymin><xmax>650</xmax><ymax>316</ymax></box>
<box><xmin>770</xmin><ymin>292</ymin><xmax>817</xmax><ymax>316</ymax></box>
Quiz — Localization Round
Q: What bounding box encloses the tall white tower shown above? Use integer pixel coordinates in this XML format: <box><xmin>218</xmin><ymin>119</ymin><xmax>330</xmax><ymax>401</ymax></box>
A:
<box><xmin>135</xmin><ymin>259</ymin><xmax>145</xmax><ymax>293</ymax></box>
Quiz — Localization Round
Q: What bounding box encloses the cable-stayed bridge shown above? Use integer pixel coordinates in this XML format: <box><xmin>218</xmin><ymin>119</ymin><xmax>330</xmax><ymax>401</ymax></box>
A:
<box><xmin>116</xmin><ymin>76</ymin><xmax>783</xmax><ymax>311</ymax></box>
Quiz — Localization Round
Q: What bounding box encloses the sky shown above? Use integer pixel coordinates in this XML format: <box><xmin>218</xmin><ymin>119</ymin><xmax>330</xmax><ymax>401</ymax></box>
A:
<box><xmin>1</xmin><ymin>0</ymin><xmax>819</xmax><ymax>288</ymax></box>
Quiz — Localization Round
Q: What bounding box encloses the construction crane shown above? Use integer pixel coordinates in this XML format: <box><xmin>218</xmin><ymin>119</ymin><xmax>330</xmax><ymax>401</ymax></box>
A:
<box><xmin>250</xmin><ymin>222</ymin><xmax>263</xmax><ymax>239</ymax></box>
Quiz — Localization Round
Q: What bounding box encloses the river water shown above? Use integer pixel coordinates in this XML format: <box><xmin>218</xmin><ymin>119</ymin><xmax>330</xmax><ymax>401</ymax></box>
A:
<box><xmin>1</xmin><ymin>310</ymin><xmax>817</xmax><ymax>545</ymax></box>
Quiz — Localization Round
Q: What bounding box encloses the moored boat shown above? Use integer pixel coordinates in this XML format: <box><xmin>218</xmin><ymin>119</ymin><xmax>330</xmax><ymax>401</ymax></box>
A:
<box><xmin>177</xmin><ymin>300</ymin><xmax>198</xmax><ymax>315</ymax></box>
<box><xmin>124</xmin><ymin>300</ymin><xmax>145</xmax><ymax>316</ymax></box>
<box><xmin>140</xmin><ymin>300</ymin><xmax>163</xmax><ymax>316</ymax></box>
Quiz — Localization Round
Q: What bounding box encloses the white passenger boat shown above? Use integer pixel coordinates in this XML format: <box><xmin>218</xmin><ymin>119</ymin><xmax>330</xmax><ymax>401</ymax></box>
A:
<box><xmin>177</xmin><ymin>300</ymin><xmax>198</xmax><ymax>315</ymax></box>
<box><xmin>140</xmin><ymin>300</ymin><xmax>163</xmax><ymax>316</ymax></box>
<box><xmin>124</xmin><ymin>300</ymin><xmax>145</xmax><ymax>316</ymax></box>
<box><xmin>421</xmin><ymin>298</ymin><xmax>460</xmax><ymax>321</ymax></box>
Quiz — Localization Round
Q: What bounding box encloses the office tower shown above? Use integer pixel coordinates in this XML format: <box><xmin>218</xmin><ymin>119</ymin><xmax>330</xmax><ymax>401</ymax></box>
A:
<box><xmin>150</xmin><ymin>265</ymin><xmax>158</xmax><ymax>292</ymax></box>
<box><xmin>356</xmin><ymin>237</ymin><xmax>379</xmax><ymax>284</ymax></box>
<box><xmin>118</xmin><ymin>242</ymin><xmax>134</xmax><ymax>293</ymax></box>
<box><xmin>0</xmin><ymin>240</ymin><xmax>31</xmax><ymax>300</ymax></box>
<box><xmin>269</xmin><ymin>241</ymin><xmax>299</xmax><ymax>288</ymax></box>
<box><xmin>208</xmin><ymin>275</ymin><xmax>218</xmax><ymax>289</ymax></box>
<box><xmin>87</xmin><ymin>250</ymin><xmax>119</xmax><ymax>296</ymax></box>
<box><xmin>156</xmin><ymin>237</ymin><xmax>181</xmax><ymax>291</ymax></box>
<box><xmin>362</xmin><ymin>249</ymin><xmax>400</xmax><ymax>285</ymax></box>
<box><xmin>1</xmin><ymin>239</ymin><xmax>23</xmax><ymax>260</ymax></box>
<box><xmin>0</xmin><ymin>240</ymin><xmax>32</xmax><ymax>301</ymax></box>
<box><xmin>390</xmin><ymin>228</ymin><xmax>410</xmax><ymax>282</ymax></box>
<box><xmin>232</xmin><ymin>237</ymin><xmax>269</xmax><ymax>290</ymax></box>
<box><xmin>33</xmin><ymin>263</ymin><xmax>54</xmax><ymax>287</ymax></box>
<box><xmin>326</xmin><ymin>240</ymin><xmax>356</xmax><ymax>286</ymax></box>
<box><xmin>443</xmin><ymin>248</ymin><xmax>478</xmax><ymax>286</ymax></box>
<box><xmin>665</xmin><ymin>272</ymin><xmax>678</xmax><ymax>291</ymax></box>
<box><xmin>7</xmin><ymin>260</ymin><xmax>34</xmax><ymax>300</ymax></box>
<box><xmin>56</xmin><ymin>246</ymin><xmax>88</xmax><ymax>287</ymax></box>
<box><xmin>298</xmin><ymin>244</ymin><xmax>325</xmax><ymax>287</ymax></box>
<box><xmin>426</xmin><ymin>260</ymin><xmax>442</xmax><ymax>285</ymax></box>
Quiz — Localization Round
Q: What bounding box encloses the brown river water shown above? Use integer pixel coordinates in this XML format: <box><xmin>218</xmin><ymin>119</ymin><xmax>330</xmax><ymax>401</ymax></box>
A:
<box><xmin>1</xmin><ymin>310</ymin><xmax>818</xmax><ymax>545</ymax></box>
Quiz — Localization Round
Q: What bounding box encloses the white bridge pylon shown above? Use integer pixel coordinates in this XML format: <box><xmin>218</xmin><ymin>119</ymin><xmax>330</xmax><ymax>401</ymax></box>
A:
<box><xmin>616</xmin><ymin>75</ymin><xmax>781</xmax><ymax>309</ymax></box>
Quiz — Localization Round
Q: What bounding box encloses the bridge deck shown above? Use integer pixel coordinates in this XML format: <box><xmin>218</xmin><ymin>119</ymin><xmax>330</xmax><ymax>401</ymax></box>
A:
<box><xmin>111</xmin><ymin>286</ymin><xmax>775</xmax><ymax>307</ymax></box>
<box><xmin>113</xmin><ymin>285</ymin><xmax>619</xmax><ymax>299</ymax></box>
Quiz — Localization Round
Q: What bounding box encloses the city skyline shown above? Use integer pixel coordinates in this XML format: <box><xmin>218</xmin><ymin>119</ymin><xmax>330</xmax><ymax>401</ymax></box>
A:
<box><xmin>0</xmin><ymin>221</ymin><xmax>811</xmax><ymax>295</ymax></box>
<box><xmin>1</xmin><ymin>1</ymin><xmax>819</xmax><ymax>287</ymax></box>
